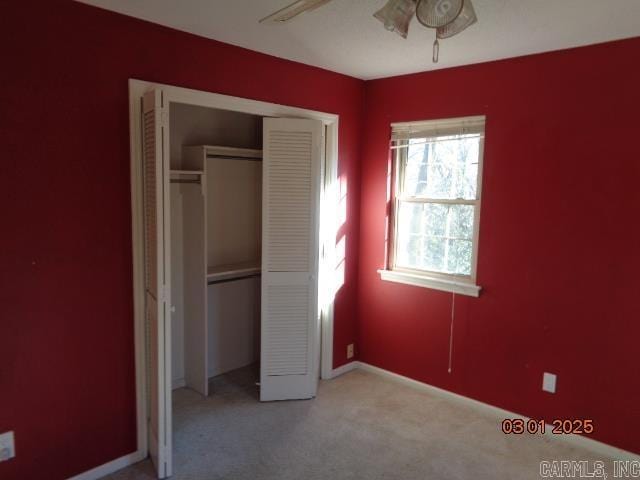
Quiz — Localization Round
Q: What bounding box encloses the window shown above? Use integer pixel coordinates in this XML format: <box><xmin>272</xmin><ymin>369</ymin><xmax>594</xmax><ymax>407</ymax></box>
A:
<box><xmin>379</xmin><ymin>116</ymin><xmax>485</xmax><ymax>296</ymax></box>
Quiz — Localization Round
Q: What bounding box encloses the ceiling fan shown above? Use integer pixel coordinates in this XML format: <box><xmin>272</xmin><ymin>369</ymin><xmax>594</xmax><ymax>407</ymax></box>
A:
<box><xmin>259</xmin><ymin>0</ymin><xmax>478</xmax><ymax>63</ymax></box>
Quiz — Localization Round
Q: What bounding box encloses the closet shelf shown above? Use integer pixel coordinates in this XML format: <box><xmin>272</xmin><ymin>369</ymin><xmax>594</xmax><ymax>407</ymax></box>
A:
<box><xmin>203</xmin><ymin>145</ymin><xmax>262</xmax><ymax>161</ymax></box>
<box><xmin>207</xmin><ymin>261</ymin><xmax>261</xmax><ymax>283</ymax></box>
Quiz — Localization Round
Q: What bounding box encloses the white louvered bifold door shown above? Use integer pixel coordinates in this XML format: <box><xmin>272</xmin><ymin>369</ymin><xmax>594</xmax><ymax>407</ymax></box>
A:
<box><xmin>260</xmin><ymin>118</ymin><xmax>323</xmax><ymax>401</ymax></box>
<box><xmin>142</xmin><ymin>89</ymin><xmax>172</xmax><ymax>478</ymax></box>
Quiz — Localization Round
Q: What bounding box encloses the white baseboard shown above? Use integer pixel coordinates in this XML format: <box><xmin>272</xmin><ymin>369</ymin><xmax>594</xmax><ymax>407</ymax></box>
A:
<box><xmin>68</xmin><ymin>360</ymin><xmax>638</xmax><ymax>480</ymax></box>
<box><xmin>172</xmin><ymin>377</ymin><xmax>186</xmax><ymax>390</ymax></box>
<box><xmin>354</xmin><ymin>361</ymin><xmax>640</xmax><ymax>462</ymax></box>
<box><xmin>330</xmin><ymin>361</ymin><xmax>359</xmax><ymax>378</ymax></box>
<box><xmin>67</xmin><ymin>450</ymin><xmax>145</xmax><ymax>480</ymax></box>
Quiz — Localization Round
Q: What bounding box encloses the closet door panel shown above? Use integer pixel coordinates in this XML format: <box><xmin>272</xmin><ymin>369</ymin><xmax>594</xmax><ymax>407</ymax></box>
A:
<box><xmin>261</xmin><ymin>118</ymin><xmax>322</xmax><ymax>401</ymax></box>
<box><xmin>142</xmin><ymin>89</ymin><xmax>172</xmax><ymax>478</ymax></box>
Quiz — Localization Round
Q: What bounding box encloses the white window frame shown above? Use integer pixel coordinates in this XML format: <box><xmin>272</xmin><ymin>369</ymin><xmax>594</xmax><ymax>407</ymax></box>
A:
<box><xmin>378</xmin><ymin>115</ymin><xmax>485</xmax><ymax>297</ymax></box>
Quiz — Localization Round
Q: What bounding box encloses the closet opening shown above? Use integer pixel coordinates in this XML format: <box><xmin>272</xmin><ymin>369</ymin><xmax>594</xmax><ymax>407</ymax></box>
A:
<box><xmin>169</xmin><ymin>103</ymin><xmax>263</xmax><ymax>398</ymax></box>
<box><xmin>130</xmin><ymin>79</ymin><xmax>339</xmax><ymax>479</ymax></box>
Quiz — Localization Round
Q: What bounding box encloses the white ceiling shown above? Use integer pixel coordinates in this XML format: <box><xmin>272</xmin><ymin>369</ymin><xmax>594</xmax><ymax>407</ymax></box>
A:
<box><xmin>78</xmin><ymin>0</ymin><xmax>640</xmax><ymax>80</ymax></box>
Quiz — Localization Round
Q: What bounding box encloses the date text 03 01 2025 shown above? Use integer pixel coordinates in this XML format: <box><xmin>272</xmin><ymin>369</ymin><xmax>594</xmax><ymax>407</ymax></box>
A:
<box><xmin>502</xmin><ymin>419</ymin><xmax>594</xmax><ymax>435</ymax></box>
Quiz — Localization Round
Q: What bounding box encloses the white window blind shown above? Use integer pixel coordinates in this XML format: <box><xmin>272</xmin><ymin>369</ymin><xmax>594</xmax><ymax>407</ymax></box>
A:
<box><xmin>391</xmin><ymin>115</ymin><xmax>485</xmax><ymax>145</ymax></box>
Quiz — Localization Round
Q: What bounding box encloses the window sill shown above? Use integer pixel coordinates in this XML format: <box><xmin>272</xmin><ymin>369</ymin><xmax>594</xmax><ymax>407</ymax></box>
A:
<box><xmin>378</xmin><ymin>269</ymin><xmax>481</xmax><ymax>297</ymax></box>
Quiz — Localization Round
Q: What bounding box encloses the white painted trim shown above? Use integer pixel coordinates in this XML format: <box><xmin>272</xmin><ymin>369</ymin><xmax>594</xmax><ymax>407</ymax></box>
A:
<box><xmin>320</xmin><ymin>301</ymin><xmax>335</xmax><ymax>380</ymax></box>
<box><xmin>129</xmin><ymin>79</ymin><xmax>339</xmax><ymax>465</ymax></box>
<box><xmin>330</xmin><ymin>361</ymin><xmax>358</xmax><ymax>378</ymax></box>
<box><xmin>320</xmin><ymin>121</ymin><xmax>339</xmax><ymax>380</ymax></box>
<box><xmin>135</xmin><ymin>79</ymin><xmax>338</xmax><ymax>125</ymax></box>
<box><xmin>172</xmin><ymin>377</ymin><xmax>186</xmax><ymax>390</ymax></box>
<box><xmin>356</xmin><ymin>362</ymin><xmax>640</xmax><ymax>462</ymax></box>
<box><xmin>128</xmin><ymin>80</ymin><xmax>148</xmax><ymax>460</ymax></box>
<box><xmin>66</xmin><ymin>451</ymin><xmax>145</xmax><ymax>480</ymax></box>
<box><xmin>378</xmin><ymin>269</ymin><xmax>481</xmax><ymax>297</ymax></box>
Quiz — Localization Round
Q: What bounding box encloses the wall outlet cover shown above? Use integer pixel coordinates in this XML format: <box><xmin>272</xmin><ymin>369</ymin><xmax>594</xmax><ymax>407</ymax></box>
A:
<box><xmin>347</xmin><ymin>343</ymin><xmax>354</xmax><ymax>359</ymax></box>
<box><xmin>542</xmin><ymin>372</ymin><xmax>557</xmax><ymax>393</ymax></box>
<box><xmin>0</xmin><ymin>431</ymin><xmax>15</xmax><ymax>462</ymax></box>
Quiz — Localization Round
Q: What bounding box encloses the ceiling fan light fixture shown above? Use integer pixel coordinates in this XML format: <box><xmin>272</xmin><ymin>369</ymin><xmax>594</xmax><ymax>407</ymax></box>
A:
<box><xmin>373</xmin><ymin>0</ymin><xmax>417</xmax><ymax>39</ymax></box>
<box><xmin>437</xmin><ymin>0</ymin><xmax>477</xmax><ymax>39</ymax></box>
<box><xmin>259</xmin><ymin>0</ymin><xmax>333</xmax><ymax>24</ymax></box>
<box><xmin>415</xmin><ymin>0</ymin><xmax>464</xmax><ymax>28</ymax></box>
<box><xmin>260</xmin><ymin>0</ymin><xmax>480</xmax><ymax>65</ymax></box>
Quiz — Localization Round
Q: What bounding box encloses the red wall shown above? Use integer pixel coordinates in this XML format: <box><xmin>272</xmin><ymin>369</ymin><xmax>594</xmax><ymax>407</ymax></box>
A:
<box><xmin>2</xmin><ymin>1</ymin><xmax>639</xmax><ymax>478</ymax></box>
<box><xmin>0</xmin><ymin>1</ymin><xmax>362</xmax><ymax>478</ymax></box>
<box><xmin>358</xmin><ymin>38</ymin><xmax>640</xmax><ymax>455</ymax></box>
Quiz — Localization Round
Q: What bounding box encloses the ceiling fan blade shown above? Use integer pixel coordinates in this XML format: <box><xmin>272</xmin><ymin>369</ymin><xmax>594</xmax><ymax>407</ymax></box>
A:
<box><xmin>260</xmin><ymin>0</ymin><xmax>334</xmax><ymax>24</ymax></box>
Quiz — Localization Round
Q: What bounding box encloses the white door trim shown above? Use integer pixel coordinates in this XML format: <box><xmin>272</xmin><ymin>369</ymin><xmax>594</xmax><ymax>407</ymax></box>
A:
<box><xmin>128</xmin><ymin>78</ymin><xmax>339</xmax><ymax>463</ymax></box>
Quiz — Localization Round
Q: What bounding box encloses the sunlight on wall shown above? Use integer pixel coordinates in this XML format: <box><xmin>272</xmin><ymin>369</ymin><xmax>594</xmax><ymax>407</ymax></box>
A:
<box><xmin>334</xmin><ymin>234</ymin><xmax>346</xmax><ymax>295</ymax></box>
<box><xmin>319</xmin><ymin>173</ymin><xmax>348</xmax><ymax>311</ymax></box>
<box><xmin>337</xmin><ymin>174</ymin><xmax>348</xmax><ymax>229</ymax></box>
<box><xmin>333</xmin><ymin>175</ymin><xmax>348</xmax><ymax>294</ymax></box>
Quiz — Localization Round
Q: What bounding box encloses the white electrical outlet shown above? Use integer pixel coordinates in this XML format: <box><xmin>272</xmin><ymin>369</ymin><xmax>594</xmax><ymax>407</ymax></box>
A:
<box><xmin>0</xmin><ymin>431</ymin><xmax>15</xmax><ymax>462</ymax></box>
<box><xmin>542</xmin><ymin>372</ymin><xmax>557</xmax><ymax>393</ymax></box>
<box><xmin>347</xmin><ymin>343</ymin><xmax>354</xmax><ymax>359</ymax></box>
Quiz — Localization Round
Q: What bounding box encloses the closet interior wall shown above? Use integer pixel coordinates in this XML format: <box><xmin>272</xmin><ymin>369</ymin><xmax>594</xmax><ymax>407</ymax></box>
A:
<box><xmin>169</xmin><ymin>102</ymin><xmax>263</xmax><ymax>390</ymax></box>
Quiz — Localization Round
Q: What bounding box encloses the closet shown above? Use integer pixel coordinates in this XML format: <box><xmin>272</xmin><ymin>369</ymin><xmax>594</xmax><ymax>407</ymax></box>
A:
<box><xmin>169</xmin><ymin>103</ymin><xmax>262</xmax><ymax>396</ymax></box>
<box><xmin>140</xmin><ymin>87</ymin><xmax>327</xmax><ymax>477</ymax></box>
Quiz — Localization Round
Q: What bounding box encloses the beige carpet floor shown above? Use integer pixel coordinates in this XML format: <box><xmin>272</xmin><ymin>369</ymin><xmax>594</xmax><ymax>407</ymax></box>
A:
<box><xmin>107</xmin><ymin>366</ymin><xmax>616</xmax><ymax>480</ymax></box>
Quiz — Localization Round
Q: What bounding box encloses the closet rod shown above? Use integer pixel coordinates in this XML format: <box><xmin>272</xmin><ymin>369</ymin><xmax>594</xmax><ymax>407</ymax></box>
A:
<box><xmin>206</xmin><ymin>154</ymin><xmax>262</xmax><ymax>162</ymax></box>
<box><xmin>170</xmin><ymin>179</ymin><xmax>201</xmax><ymax>184</ymax></box>
<box><xmin>207</xmin><ymin>273</ymin><xmax>261</xmax><ymax>286</ymax></box>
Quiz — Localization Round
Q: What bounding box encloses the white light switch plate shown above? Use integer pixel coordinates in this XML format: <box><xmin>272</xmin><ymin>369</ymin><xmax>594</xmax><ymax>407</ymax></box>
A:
<box><xmin>542</xmin><ymin>372</ymin><xmax>557</xmax><ymax>393</ymax></box>
<box><xmin>0</xmin><ymin>431</ymin><xmax>15</xmax><ymax>462</ymax></box>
